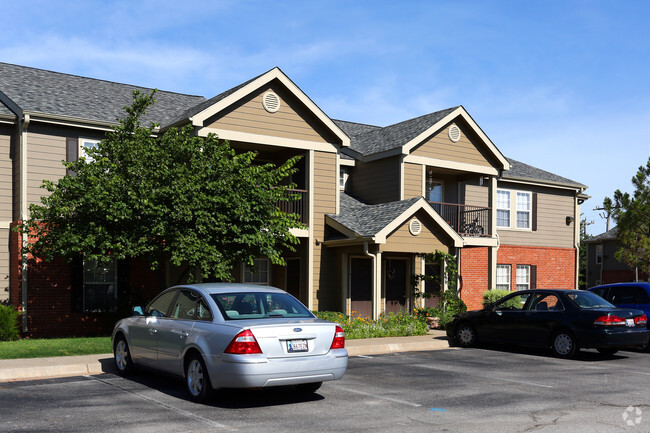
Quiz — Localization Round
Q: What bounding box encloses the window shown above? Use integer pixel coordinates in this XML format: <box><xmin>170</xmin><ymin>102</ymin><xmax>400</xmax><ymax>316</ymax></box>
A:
<box><xmin>79</xmin><ymin>138</ymin><xmax>100</xmax><ymax>161</ymax></box>
<box><xmin>516</xmin><ymin>192</ymin><xmax>531</xmax><ymax>229</ymax></box>
<box><xmin>516</xmin><ymin>265</ymin><xmax>530</xmax><ymax>291</ymax></box>
<box><xmin>146</xmin><ymin>289</ymin><xmax>177</xmax><ymax>317</ymax></box>
<box><xmin>496</xmin><ymin>265</ymin><xmax>511</xmax><ymax>291</ymax></box>
<box><xmin>496</xmin><ymin>190</ymin><xmax>511</xmax><ymax>227</ymax></box>
<box><xmin>595</xmin><ymin>244</ymin><xmax>603</xmax><ymax>264</ymax></box>
<box><xmin>427</xmin><ymin>181</ymin><xmax>443</xmax><ymax>202</ymax></box>
<box><xmin>243</xmin><ymin>258</ymin><xmax>270</xmax><ymax>285</ymax></box>
<box><xmin>83</xmin><ymin>259</ymin><xmax>117</xmax><ymax>312</ymax></box>
<box><xmin>170</xmin><ymin>290</ymin><xmax>199</xmax><ymax>320</ymax></box>
<box><xmin>339</xmin><ymin>167</ymin><xmax>349</xmax><ymax>190</ymax></box>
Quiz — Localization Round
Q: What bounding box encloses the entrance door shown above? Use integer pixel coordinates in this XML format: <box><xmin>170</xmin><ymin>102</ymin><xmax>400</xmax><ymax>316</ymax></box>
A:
<box><xmin>385</xmin><ymin>259</ymin><xmax>407</xmax><ymax>314</ymax></box>
<box><xmin>285</xmin><ymin>259</ymin><xmax>301</xmax><ymax>301</ymax></box>
<box><xmin>424</xmin><ymin>262</ymin><xmax>442</xmax><ymax>309</ymax></box>
<box><xmin>350</xmin><ymin>258</ymin><xmax>373</xmax><ymax>318</ymax></box>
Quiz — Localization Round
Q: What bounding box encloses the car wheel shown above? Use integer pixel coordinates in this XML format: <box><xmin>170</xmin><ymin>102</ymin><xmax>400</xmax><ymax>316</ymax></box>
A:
<box><xmin>551</xmin><ymin>331</ymin><xmax>578</xmax><ymax>358</ymax></box>
<box><xmin>597</xmin><ymin>348</ymin><xmax>618</xmax><ymax>356</ymax></box>
<box><xmin>455</xmin><ymin>323</ymin><xmax>476</xmax><ymax>347</ymax></box>
<box><xmin>113</xmin><ymin>335</ymin><xmax>134</xmax><ymax>376</ymax></box>
<box><xmin>296</xmin><ymin>382</ymin><xmax>323</xmax><ymax>393</ymax></box>
<box><xmin>638</xmin><ymin>341</ymin><xmax>650</xmax><ymax>353</ymax></box>
<box><xmin>186</xmin><ymin>353</ymin><xmax>213</xmax><ymax>403</ymax></box>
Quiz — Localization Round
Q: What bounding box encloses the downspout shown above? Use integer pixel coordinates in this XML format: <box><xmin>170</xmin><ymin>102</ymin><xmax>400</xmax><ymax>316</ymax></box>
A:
<box><xmin>20</xmin><ymin>114</ymin><xmax>30</xmax><ymax>332</ymax></box>
<box><xmin>363</xmin><ymin>241</ymin><xmax>381</xmax><ymax>320</ymax></box>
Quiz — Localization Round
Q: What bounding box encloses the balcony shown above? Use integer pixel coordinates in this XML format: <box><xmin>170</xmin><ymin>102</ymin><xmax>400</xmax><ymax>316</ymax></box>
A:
<box><xmin>428</xmin><ymin>202</ymin><xmax>491</xmax><ymax>237</ymax></box>
<box><xmin>276</xmin><ymin>189</ymin><xmax>308</xmax><ymax>224</ymax></box>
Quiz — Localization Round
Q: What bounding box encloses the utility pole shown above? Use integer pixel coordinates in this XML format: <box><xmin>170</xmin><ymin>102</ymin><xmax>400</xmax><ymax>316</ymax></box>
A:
<box><xmin>593</xmin><ymin>206</ymin><xmax>613</xmax><ymax>232</ymax></box>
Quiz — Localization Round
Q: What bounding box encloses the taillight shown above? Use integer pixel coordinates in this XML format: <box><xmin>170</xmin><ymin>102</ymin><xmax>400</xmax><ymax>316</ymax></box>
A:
<box><xmin>594</xmin><ymin>315</ymin><xmax>626</xmax><ymax>326</ymax></box>
<box><xmin>635</xmin><ymin>314</ymin><xmax>648</xmax><ymax>326</ymax></box>
<box><xmin>225</xmin><ymin>329</ymin><xmax>262</xmax><ymax>354</ymax></box>
<box><xmin>330</xmin><ymin>325</ymin><xmax>345</xmax><ymax>349</ymax></box>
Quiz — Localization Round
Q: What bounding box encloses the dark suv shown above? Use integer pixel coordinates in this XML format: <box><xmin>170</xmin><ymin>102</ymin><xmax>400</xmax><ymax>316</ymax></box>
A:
<box><xmin>588</xmin><ymin>282</ymin><xmax>650</xmax><ymax>351</ymax></box>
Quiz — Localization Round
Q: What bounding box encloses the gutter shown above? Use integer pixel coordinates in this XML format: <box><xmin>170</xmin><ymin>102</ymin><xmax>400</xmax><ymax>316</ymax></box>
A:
<box><xmin>363</xmin><ymin>241</ymin><xmax>381</xmax><ymax>320</ymax></box>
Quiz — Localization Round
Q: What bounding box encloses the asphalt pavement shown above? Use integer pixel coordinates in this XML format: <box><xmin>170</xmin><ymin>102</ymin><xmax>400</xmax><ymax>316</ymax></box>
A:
<box><xmin>0</xmin><ymin>330</ymin><xmax>451</xmax><ymax>382</ymax></box>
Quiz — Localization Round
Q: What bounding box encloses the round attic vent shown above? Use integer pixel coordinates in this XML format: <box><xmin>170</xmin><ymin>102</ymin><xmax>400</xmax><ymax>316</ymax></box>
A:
<box><xmin>448</xmin><ymin>124</ymin><xmax>461</xmax><ymax>142</ymax></box>
<box><xmin>262</xmin><ymin>91</ymin><xmax>281</xmax><ymax>113</ymax></box>
<box><xmin>409</xmin><ymin>219</ymin><xmax>422</xmax><ymax>236</ymax></box>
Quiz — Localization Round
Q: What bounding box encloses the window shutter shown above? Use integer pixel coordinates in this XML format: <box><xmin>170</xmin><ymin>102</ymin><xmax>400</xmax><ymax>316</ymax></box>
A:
<box><xmin>66</xmin><ymin>137</ymin><xmax>78</xmax><ymax>176</ymax></box>
<box><xmin>70</xmin><ymin>255</ymin><xmax>84</xmax><ymax>313</ymax></box>
<box><xmin>531</xmin><ymin>192</ymin><xmax>538</xmax><ymax>231</ymax></box>
<box><xmin>530</xmin><ymin>265</ymin><xmax>537</xmax><ymax>289</ymax></box>
<box><xmin>117</xmin><ymin>259</ymin><xmax>131</xmax><ymax>314</ymax></box>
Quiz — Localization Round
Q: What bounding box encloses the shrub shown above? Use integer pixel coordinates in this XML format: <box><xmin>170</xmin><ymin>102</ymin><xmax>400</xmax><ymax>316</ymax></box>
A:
<box><xmin>482</xmin><ymin>289</ymin><xmax>519</xmax><ymax>309</ymax></box>
<box><xmin>313</xmin><ymin>311</ymin><xmax>428</xmax><ymax>339</ymax></box>
<box><xmin>0</xmin><ymin>304</ymin><xmax>20</xmax><ymax>341</ymax></box>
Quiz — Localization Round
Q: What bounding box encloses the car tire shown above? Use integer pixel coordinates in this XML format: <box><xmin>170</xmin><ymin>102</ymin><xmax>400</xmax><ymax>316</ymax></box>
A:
<box><xmin>551</xmin><ymin>331</ymin><xmax>578</xmax><ymax>359</ymax></box>
<box><xmin>113</xmin><ymin>335</ymin><xmax>135</xmax><ymax>376</ymax></box>
<box><xmin>455</xmin><ymin>323</ymin><xmax>477</xmax><ymax>347</ymax></box>
<box><xmin>597</xmin><ymin>348</ymin><xmax>618</xmax><ymax>356</ymax></box>
<box><xmin>296</xmin><ymin>382</ymin><xmax>323</xmax><ymax>393</ymax></box>
<box><xmin>186</xmin><ymin>353</ymin><xmax>213</xmax><ymax>403</ymax></box>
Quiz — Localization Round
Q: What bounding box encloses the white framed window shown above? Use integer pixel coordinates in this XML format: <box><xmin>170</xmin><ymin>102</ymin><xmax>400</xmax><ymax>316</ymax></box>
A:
<box><xmin>496</xmin><ymin>264</ymin><xmax>511</xmax><ymax>291</ymax></box>
<box><xmin>83</xmin><ymin>259</ymin><xmax>117</xmax><ymax>312</ymax></box>
<box><xmin>339</xmin><ymin>167</ymin><xmax>349</xmax><ymax>190</ymax></box>
<box><xmin>596</xmin><ymin>244</ymin><xmax>603</xmax><ymax>264</ymax></box>
<box><xmin>80</xmin><ymin>138</ymin><xmax>101</xmax><ymax>161</ymax></box>
<box><xmin>496</xmin><ymin>190</ymin><xmax>511</xmax><ymax>227</ymax></box>
<box><xmin>516</xmin><ymin>265</ymin><xmax>531</xmax><ymax>291</ymax></box>
<box><xmin>243</xmin><ymin>258</ymin><xmax>270</xmax><ymax>285</ymax></box>
<box><xmin>516</xmin><ymin>192</ymin><xmax>531</xmax><ymax>229</ymax></box>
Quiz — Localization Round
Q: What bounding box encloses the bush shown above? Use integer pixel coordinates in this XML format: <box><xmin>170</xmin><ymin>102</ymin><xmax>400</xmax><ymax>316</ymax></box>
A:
<box><xmin>313</xmin><ymin>311</ymin><xmax>428</xmax><ymax>339</ymax></box>
<box><xmin>0</xmin><ymin>304</ymin><xmax>20</xmax><ymax>341</ymax></box>
<box><xmin>482</xmin><ymin>289</ymin><xmax>519</xmax><ymax>309</ymax></box>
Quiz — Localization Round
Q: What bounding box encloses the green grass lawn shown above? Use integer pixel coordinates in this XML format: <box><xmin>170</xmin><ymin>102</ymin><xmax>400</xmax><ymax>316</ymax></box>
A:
<box><xmin>0</xmin><ymin>337</ymin><xmax>112</xmax><ymax>360</ymax></box>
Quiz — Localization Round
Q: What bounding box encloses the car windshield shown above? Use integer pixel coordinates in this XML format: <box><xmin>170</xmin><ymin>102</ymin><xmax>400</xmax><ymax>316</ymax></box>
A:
<box><xmin>565</xmin><ymin>291</ymin><xmax>615</xmax><ymax>309</ymax></box>
<box><xmin>211</xmin><ymin>292</ymin><xmax>314</xmax><ymax>320</ymax></box>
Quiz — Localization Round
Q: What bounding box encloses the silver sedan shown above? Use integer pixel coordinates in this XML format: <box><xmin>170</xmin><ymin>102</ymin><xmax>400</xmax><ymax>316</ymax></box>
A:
<box><xmin>111</xmin><ymin>283</ymin><xmax>348</xmax><ymax>402</ymax></box>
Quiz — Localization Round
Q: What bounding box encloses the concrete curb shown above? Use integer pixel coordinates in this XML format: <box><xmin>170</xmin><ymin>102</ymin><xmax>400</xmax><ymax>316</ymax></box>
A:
<box><xmin>0</xmin><ymin>331</ymin><xmax>450</xmax><ymax>382</ymax></box>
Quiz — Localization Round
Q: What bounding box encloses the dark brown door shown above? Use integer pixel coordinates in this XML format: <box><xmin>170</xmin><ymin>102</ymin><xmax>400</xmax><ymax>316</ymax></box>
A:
<box><xmin>286</xmin><ymin>259</ymin><xmax>301</xmax><ymax>302</ymax></box>
<box><xmin>350</xmin><ymin>258</ymin><xmax>373</xmax><ymax>318</ymax></box>
<box><xmin>424</xmin><ymin>262</ymin><xmax>442</xmax><ymax>309</ymax></box>
<box><xmin>385</xmin><ymin>259</ymin><xmax>407</xmax><ymax>314</ymax></box>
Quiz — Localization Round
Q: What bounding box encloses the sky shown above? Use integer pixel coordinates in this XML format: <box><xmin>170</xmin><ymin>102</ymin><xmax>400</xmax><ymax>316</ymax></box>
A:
<box><xmin>2</xmin><ymin>0</ymin><xmax>649</xmax><ymax>236</ymax></box>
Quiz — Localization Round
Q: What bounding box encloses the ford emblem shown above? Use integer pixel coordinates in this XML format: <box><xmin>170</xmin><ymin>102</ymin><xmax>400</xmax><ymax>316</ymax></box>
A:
<box><xmin>293</xmin><ymin>328</ymin><xmax>302</xmax><ymax>332</ymax></box>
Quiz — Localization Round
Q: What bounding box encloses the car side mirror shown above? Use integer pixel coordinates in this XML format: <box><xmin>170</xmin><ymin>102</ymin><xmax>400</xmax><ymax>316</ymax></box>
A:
<box><xmin>132</xmin><ymin>306</ymin><xmax>144</xmax><ymax>316</ymax></box>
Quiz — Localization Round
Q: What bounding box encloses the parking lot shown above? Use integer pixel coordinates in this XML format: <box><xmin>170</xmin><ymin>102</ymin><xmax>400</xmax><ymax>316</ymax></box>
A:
<box><xmin>1</xmin><ymin>346</ymin><xmax>648</xmax><ymax>432</ymax></box>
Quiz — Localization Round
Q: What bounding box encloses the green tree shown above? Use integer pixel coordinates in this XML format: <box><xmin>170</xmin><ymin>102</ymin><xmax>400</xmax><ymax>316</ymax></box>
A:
<box><xmin>18</xmin><ymin>90</ymin><xmax>302</xmax><ymax>282</ymax></box>
<box><xmin>603</xmin><ymin>157</ymin><xmax>650</xmax><ymax>280</ymax></box>
<box><xmin>578</xmin><ymin>216</ymin><xmax>591</xmax><ymax>289</ymax></box>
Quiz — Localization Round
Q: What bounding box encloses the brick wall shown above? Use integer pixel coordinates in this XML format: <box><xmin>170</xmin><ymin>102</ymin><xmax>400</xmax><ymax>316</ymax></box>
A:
<box><xmin>459</xmin><ymin>245</ymin><xmax>577</xmax><ymax>311</ymax></box>
<box><xmin>459</xmin><ymin>247</ymin><xmax>489</xmax><ymax>310</ymax></box>
<box><xmin>602</xmin><ymin>269</ymin><xmax>648</xmax><ymax>285</ymax></box>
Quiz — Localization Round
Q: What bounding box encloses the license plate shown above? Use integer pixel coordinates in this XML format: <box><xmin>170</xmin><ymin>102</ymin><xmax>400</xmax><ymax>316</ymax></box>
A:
<box><xmin>287</xmin><ymin>339</ymin><xmax>308</xmax><ymax>353</ymax></box>
<box><xmin>626</xmin><ymin>319</ymin><xmax>635</xmax><ymax>327</ymax></box>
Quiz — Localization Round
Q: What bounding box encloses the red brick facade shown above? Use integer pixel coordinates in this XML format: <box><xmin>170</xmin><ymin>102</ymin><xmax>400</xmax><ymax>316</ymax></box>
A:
<box><xmin>459</xmin><ymin>245</ymin><xmax>577</xmax><ymax>311</ymax></box>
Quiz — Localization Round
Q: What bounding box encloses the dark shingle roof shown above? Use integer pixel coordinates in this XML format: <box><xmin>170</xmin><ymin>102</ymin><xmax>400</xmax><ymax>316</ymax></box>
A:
<box><xmin>333</xmin><ymin>107</ymin><xmax>458</xmax><ymax>156</ymax></box>
<box><xmin>0</xmin><ymin>100</ymin><xmax>14</xmax><ymax>118</ymax></box>
<box><xmin>503</xmin><ymin>157</ymin><xmax>586</xmax><ymax>189</ymax></box>
<box><xmin>328</xmin><ymin>193</ymin><xmax>420</xmax><ymax>238</ymax></box>
<box><xmin>584</xmin><ymin>227</ymin><xmax>618</xmax><ymax>243</ymax></box>
<box><xmin>0</xmin><ymin>62</ymin><xmax>206</xmax><ymax>126</ymax></box>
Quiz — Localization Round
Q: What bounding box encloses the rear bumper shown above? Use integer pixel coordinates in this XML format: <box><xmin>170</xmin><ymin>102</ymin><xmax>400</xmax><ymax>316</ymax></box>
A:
<box><xmin>206</xmin><ymin>348</ymin><xmax>348</xmax><ymax>389</ymax></box>
<box><xmin>579</xmin><ymin>328</ymin><xmax>650</xmax><ymax>349</ymax></box>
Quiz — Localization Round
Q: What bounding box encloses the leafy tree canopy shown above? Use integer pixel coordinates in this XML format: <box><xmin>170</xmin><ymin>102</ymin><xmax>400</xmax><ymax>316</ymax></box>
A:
<box><xmin>18</xmin><ymin>90</ymin><xmax>302</xmax><ymax>281</ymax></box>
<box><xmin>604</xmin><ymin>157</ymin><xmax>650</xmax><ymax>279</ymax></box>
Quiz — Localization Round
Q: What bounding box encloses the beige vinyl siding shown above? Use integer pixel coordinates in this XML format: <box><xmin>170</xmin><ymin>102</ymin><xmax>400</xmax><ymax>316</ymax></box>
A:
<box><xmin>411</xmin><ymin>122</ymin><xmax>492</xmax><ymax>168</ymax></box>
<box><xmin>312</xmin><ymin>151</ymin><xmax>337</xmax><ymax>311</ymax></box>
<box><xmin>497</xmin><ymin>183</ymin><xmax>576</xmax><ymax>248</ymax></box>
<box><xmin>348</xmin><ymin>156</ymin><xmax>401</xmax><ymax>204</ymax></box>
<box><xmin>404</xmin><ymin>162</ymin><xmax>422</xmax><ymax>199</ymax></box>
<box><xmin>0</xmin><ymin>126</ymin><xmax>12</xmax><ymax>221</ymax></box>
<box><xmin>206</xmin><ymin>83</ymin><xmax>340</xmax><ymax>145</ymax></box>
<box><xmin>462</xmin><ymin>181</ymin><xmax>489</xmax><ymax>208</ymax></box>
<box><xmin>384</xmin><ymin>210</ymin><xmax>452</xmax><ymax>254</ymax></box>
<box><xmin>26</xmin><ymin>131</ymin><xmax>67</xmax><ymax>206</ymax></box>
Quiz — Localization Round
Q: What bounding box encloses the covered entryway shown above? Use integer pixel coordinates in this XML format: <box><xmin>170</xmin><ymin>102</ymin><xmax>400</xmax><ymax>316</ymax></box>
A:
<box><xmin>385</xmin><ymin>259</ymin><xmax>408</xmax><ymax>313</ymax></box>
<box><xmin>350</xmin><ymin>257</ymin><xmax>373</xmax><ymax>317</ymax></box>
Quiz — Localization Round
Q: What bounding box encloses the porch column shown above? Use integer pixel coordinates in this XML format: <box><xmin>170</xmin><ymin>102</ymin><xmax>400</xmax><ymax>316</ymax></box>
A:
<box><xmin>373</xmin><ymin>250</ymin><xmax>382</xmax><ymax>320</ymax></box>
<box><xmin>488</xmin><ymin>176</ymin><xmax>498</xmax><ymax>290</ymax></box>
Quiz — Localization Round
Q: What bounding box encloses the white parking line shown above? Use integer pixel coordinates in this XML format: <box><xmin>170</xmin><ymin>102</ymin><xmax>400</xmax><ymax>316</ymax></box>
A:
<box><xmin>413</xmin><ymin>364</ymin><xmax>553</xmax><ymax>388</ymax></box>
<box><xmin>326</xmin><ymin>383</ymin><xmax>422</xmax><ymax>407</ymax></box>
<box><xmin>84</xmin><ymin>376</ymin><xmax>236</xmax><ymax>431</ymax></box>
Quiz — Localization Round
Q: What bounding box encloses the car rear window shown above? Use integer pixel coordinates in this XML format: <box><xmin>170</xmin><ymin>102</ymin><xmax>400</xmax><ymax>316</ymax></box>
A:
<box><xmin>211</xmin><ymin>292</ymin><xmax>314</xmax><ymax>320</ymax></box>
<box><xmin>566</xmin><ymin>291</ymin><xmax>615</xmax><ymax>309</ymax></box>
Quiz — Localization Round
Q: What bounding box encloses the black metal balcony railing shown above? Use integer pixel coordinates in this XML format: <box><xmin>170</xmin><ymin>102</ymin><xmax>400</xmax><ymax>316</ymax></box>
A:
<box><xmin>428</xmin><ymin>201</ymin><xmax>491</xmax><ymax>237</ymax></box>
<box><xmin>276</xmin><ymin>189</ymin><xmax>308</xmax><ymax>224</ymax></box>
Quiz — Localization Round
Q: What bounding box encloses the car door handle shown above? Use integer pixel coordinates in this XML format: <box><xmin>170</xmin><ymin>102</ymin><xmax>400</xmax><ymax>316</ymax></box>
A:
<box><xmin>149</xmin><ymin>329</ymin><xmax>158</xmax><ymax>335</ymax></box>
<box><xmin>179</xmin><ymin>331</ymin><xmax>190</xmax><ymax>339</ymax></box>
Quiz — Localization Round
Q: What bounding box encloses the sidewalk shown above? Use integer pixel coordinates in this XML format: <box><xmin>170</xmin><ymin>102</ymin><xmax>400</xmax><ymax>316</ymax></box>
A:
<box><xmin>0</xmin><ymin>330</ymin><xmax>451</xmax><ymax>382</ymax></box>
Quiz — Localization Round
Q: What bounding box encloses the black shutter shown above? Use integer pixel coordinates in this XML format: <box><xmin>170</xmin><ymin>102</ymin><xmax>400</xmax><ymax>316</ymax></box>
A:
<box><xmin>530</xmin><ymin>265</ymin><xmax>537</xmax><ymax>289</ymax></box>
<box><xmin>117</xmin><ymin>259</ymin><xmax>131</xmax><ymax>314</ymax></box>
<box><xmin>70</xmin><ymin>255</ymin><xmax>84</xmax><ymax>313</ymax></box>
<box><xmin>66</xmin><ymin>137</ymin><xmax>78</xmax><ymax>176</ymax></box>
<box><xmin>532</xmin><ymin>193</ymin><xmax>538</xmax><ymax>232</ymax></box>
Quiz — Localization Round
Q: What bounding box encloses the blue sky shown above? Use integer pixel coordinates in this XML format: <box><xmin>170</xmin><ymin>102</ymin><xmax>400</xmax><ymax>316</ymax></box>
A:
<box><xmin>2</xmin><ymin>0</ymin><xmax>649</xmax><ymax>236</ymax></box>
